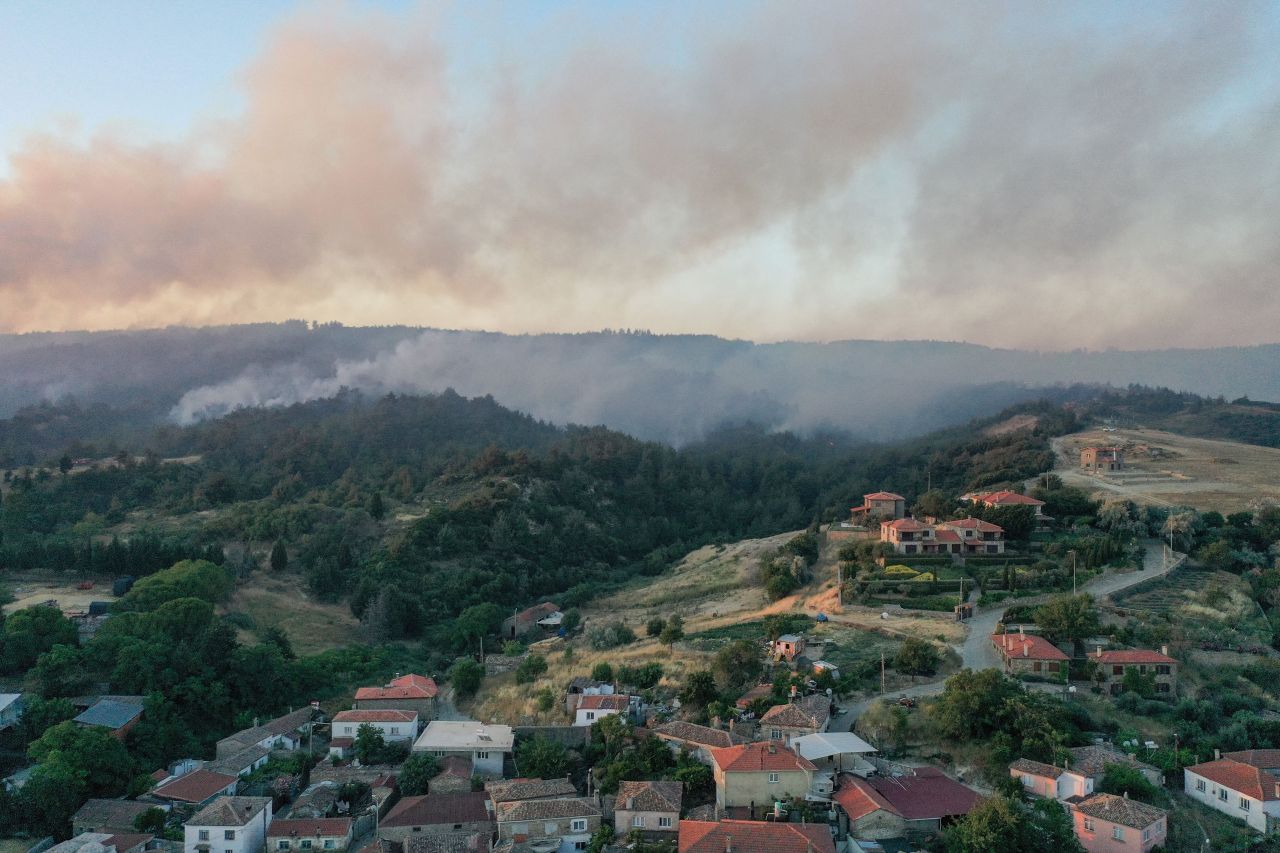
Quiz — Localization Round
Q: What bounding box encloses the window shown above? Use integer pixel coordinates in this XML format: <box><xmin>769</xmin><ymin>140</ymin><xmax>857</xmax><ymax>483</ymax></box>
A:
<box><xmin>1111</xmin><ymin>827</ymin><xmax>1124</xmax><ymax>841</ymax></box>
<box><xmin>453</xmin><ymin>825</ymin><xmax>463</xmax><ymax>831</ymax></box>
<box><xmin>301</xmin><ymin>841</ymin><xmax>313</xmax><ymax>850</ymax></box>
<box><xmin>1143</xmin><ymin>829</ymin><xmax>1151</xmax><ymax>842</ymax></box>
<box><xmin>904</xmin><ymin>544</ymin><xmax>917</xmax><ymax>554</ymax></box>
<box><xmin>1021</xmin><ymin>774</ymin><xmax>1031</xmax><ymax>787</ymax></box>
<box><xmin>324</xmin><ymin>843</ymin><xmax>334</xmax><ymax>850</ymax></box>
<box><xmin>199</xmin><ymin>832</ymin><xmax>210</xmax><ymax>842</ymax></box>
<box><xmin>391</xmin><ymin>727</ymin><xmax>400</xmax><ymax>735</ymax></box>
<box><xmin>658</xmin><ymin>817</ymin><xmax>673</xmax><ymax>829</ymax></box>
<box><xmin>1219</xmin><ymin>789</ymin><xmax>1228</xmax><ymax>801</ymax></box>
<box><xmin>1241</xmin><ymin>798</ymin><xmax>1251</xmax><ymax>811</ymax></box>
<box><xmin>571</xmin><ymin>819</ymin><xmax>588</xmax><ymax>833</ymax></box>
<box><xmin>1156</xmin><ymin>683</ymin><xmax>1170</xmax><ymax>693</ymax></box>
<box><xmin>434</xmin><ymin>750</ymin><xmax>446</xmax><ymax>757</ymax></box>
<box><xmin>768</xmin><ymin>773</ymin><xmax>779</xmax><ymax>784</ymax></box>
<box><xmin>1083</xmin><ymin>819</ymin><xmax>1094</xmax><ymax>831</ymax></box>
<box><xmin>1196</xmin><ymin>779</ymin><xmax>1206</xmax><ymax>791</ymax></box>
<box><xmin>1157</xmin><ymin>665</ymin><xmax>1171</xmax><ymax>675</ymax></box>
<box><xmin>1112</xmin><ymin>665</ymin><xmax>1123</xmax><ymax>676</ymax></box>
<box><xmin>575</xmin><ymin>844</ymin><xmax>587</xmax><ymax>851</ymax></box>
<box><xmin>279</xmin><ymin>843</ymin><xmax>290</xmax><ymax>850</ymax></box>
<box><xmin>586</xmin><ymin>712</ymin><xmax>595</xmax><ymax>721</ymax></box>
<box><xmin>633</xmin><ymin>817</ymin><xmax>645</xmax><ymax>827</ymax></box>
<box><xmin>1033</xmin><ymin>662</ymin><xmax>1042</xmax><ymax>672</ymax></box>
<box><xmin>343</xmin><ymin>725</ymin><xmax>353</xmax><ymax>735</ymax></box>
<box><xmin>477</xmin><ymin>751</ymin><xmax>489</xmax><ymax>759</ymax></box>
<box><xmin>770</xmin><ymin>728</ymin><xmax>782</xmax><ymax>740</ymax></box>
<box><xmin>225</xmin><ymin>831</ymin><xmax>236</xmax><ymax>841</ymax></box>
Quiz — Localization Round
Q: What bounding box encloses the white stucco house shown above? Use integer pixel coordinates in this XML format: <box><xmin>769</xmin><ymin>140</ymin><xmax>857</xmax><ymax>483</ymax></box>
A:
<box><xmin>412</xmin><ymin>720</ymin><xmax>513</xmax><ymax>778</ymax></box>
<box><xmin>184</xmin><ymin>796</ymin><xmax>273</xmax><ymax>853</ymax></box>
<box><xmin>1184</xmin><ymin>752</ymin><xmax>1280</xmax><ymax>834</ymax></box>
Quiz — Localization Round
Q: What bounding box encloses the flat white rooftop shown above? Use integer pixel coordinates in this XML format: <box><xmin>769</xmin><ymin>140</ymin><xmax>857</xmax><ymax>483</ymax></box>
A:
<box><xmin>413</xmin><ymin>720</ymin><xmax>514</xmax><ymax>752</ymax></box>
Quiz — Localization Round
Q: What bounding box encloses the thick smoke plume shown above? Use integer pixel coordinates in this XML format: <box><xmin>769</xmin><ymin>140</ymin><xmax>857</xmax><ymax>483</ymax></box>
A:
<box><xmin>1</xmin><ymin>3</ymin><xmax>1278</xmax><ymax>347</ymax></box>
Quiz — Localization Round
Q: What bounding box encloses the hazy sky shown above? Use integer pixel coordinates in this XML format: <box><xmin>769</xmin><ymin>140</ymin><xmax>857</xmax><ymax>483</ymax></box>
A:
<box><xmin>2</xmin><ymin>1</ymin><xmax>1278</xmax><ymax>349</ymax></box>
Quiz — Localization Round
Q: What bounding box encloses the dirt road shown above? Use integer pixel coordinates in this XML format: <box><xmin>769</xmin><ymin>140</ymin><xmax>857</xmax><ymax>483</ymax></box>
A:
<box><xmin>844</xmin><ymin>539</ymin><xmax>1181</xmax><ymax>719</ymax></box>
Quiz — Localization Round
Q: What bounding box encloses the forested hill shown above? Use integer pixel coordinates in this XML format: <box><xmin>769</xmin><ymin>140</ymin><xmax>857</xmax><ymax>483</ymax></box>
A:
<box><xmin>1</xmin><ymin>389</ymin><xmax>1074</xmax><ymax>645</ymax></box>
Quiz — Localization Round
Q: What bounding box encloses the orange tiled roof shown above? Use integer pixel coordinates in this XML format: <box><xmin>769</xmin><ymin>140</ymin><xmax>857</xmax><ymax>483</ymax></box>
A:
<box><xmin>710</xmin><ymin>742</ymin><xmax>816</xmax><ymax>773</ymax></box>
<box><xmin>1091</xmin><ymin>649</ymin><xmax>1176</xmax><ymax>665</ymax></box>
<box><xmin>1224</xmin><ymin>750</ymin><xmax>1280</xmax><ymax>770</ymax></box>
<box><xmin>579</xmin><ymin>694</ymin><xmax>629</xmax><ymax>711</ymax></box>
<box><xmin>882</xmin><ymin>518</ymin><xmax>930</xmax><ymax>532</ymax></box>
<box><xmin>864</xmin><ymin>492</ymin><xmax>905</xmax><ymax>502</ymax></box>
<box><xmin>355</xmin><ymin>674</ymin><xmax>439</xmax><ymax>701</ymax></box>
<box><xmin>992</xmin><ymin>632</ymin><xmax>1068</xmax><ymax>662</ymax></box>
<box><xmin>1187</xmin><ymin>759</ymin><xmax>1280</xmax><ymax>801</ymax></box>
<box><xmin>979</xmin><ymin>491</ymin><xmax>1045</xmax><ymax>506</ymax></box>
<box><xmin>940</xmin><ymin>518</ymin><xmax>1004</xmax><ymax>533</ymax></box>
<box><xmin>332</xmin><ymin>709</ymin><xmax>418</xmax><ymax>723</ymax></box>
<box><xmin>679</xmin><ymin>820</ymin><xmax>834</xmax><ymax>853</ymax></box>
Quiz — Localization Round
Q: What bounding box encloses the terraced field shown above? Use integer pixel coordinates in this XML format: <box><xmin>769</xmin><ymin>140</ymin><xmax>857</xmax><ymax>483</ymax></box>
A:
<box><xmin>1112</xmin><ymin>569</ymin><xmax>1217</xmax><ymax>615</ymax></box>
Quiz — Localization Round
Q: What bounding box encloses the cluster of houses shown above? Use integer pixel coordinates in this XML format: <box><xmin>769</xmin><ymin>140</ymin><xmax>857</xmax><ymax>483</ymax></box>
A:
<box><xmin>836</xmin><ymin>488</ymin><xmax>1054</xmax><ymax>556</ymax></box>
<box><xmin>991</xmin><ymin>628</ymin><xmax>1180</xmax><ymax>697</ymax></box>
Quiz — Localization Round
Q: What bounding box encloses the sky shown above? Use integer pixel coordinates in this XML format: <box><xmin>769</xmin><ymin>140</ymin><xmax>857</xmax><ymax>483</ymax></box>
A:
<box><xmin>1</xmin><ymin>0</ymin><xmax>1278</xmax><ymax>349</ymax></box>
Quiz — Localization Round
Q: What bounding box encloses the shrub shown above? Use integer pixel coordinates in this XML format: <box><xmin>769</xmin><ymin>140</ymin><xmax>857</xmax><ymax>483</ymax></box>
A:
<box><xmin>588</xmin><ymin>622</ymin><xmax>636</xmax><ymax>650</ymax></box>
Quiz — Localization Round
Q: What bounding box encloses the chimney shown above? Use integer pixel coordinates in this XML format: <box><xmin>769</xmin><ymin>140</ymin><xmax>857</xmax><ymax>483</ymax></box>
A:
<box><xmin>1096</xmin><ymin>645</ymin><xmax>1103</xmax><ymax>657</ymax></box>
<box><xmin>1215</xmin><ymin>749</ymin><xmax>1221</xmax><ymax>760</ymax></box>
<box><xmin>627</xmin><ymin>798</ymin><xmax>635</xmax><ymax>810</ymax></box>
<box><xmin>1123</xmin><ymin>791</ymin><xmax>1129</xmax><ymax>800</ymax></box>
<box><xmin>1019</xmin><ymin>625</ymin><xmax>1025</xmax><ymax>636</ymax></box>
<box><xmin>725</xmin><ymin>837</ymin><xmax>732</xmax><ymax>853</ymax></box>
<box><xmin>1161</xmin><ymin>645</ymin><xmax>1169</xmax><ymax>657</ymax></box>
<box><xmin>1023</xmin><ymin>642</ymin><xmax>1029</xmax><ymax>657</ymax></box>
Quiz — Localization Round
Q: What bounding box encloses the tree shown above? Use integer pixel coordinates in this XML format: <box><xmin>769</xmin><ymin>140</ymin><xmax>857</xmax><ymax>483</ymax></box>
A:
<box><xmin>449</xmin><ymin>658</ymin><xmax>485</xmax><ymax>697</ymax></box>
<box><xmin>456</xmin><ymin>603</ymin><xmax>504</xmax><ymax>652</ymax></box>
<box><xmin>133</xmin><ymin>806</ymin><xmax>169</xmax><ymax>834</ymax></box>
<box><xmin>20</xmin><ymin>761</ymin><xmax>86</xmax><ymax>838</ymax></box>
<box><xmin>34</xmin><ymin>644</ymin><xmax>91</xmax><ymax>696</ymax></box>
<box><xmin>659</xmin><ymin>617</ymin><xmax>684</xmax><ymax>648</ymax></box>
<box><xmin>929</xmin><ymin>668</ymin><xmax>1023</xmax><ymax>740</ymax></box>
<box><xmin>368</xmin><ymin>492</ymin><xmax>386</xmax><ymax>521</ymax></box>
<box><xmin>114</xmin><ymin>559</ymin><xmax>233</xmax><ymax>613</ymax></box>
<box><xmin>646</xmin><ymin>617</ymin><xmax>666</xmax><ymax>637</ymax></box>
<box><xmin>516</xmin><ymin>654</ymin><xmax>548</xmax><ymax>684</ymax></box>
<box><xmin>1034</xmin><ymin>594</ymin><xmax>1100</xmax><ymax>657</ymax></box>
<box><xmin>594</xmin><ymin>713</ymin><xmax>632</xmax><ymax>761</ymax></box>
<box><xmin>857</xmin><ymin>701</ymin><xmax>909</xmax><ymax>755</ymax></box>
<box><xmin>20</xmin><ymin>696</ymin><xmax>77</xmax><ymax>742</ymax></box>
<box><xmin>561</xmin><ymin>609</ymin><xmax>582</xmax><ymax>633</ymax></box>
<box><xmin>28</xmin><ymin>721</ymin><xmax>135</xmax><ymax>799</ymax></box>
<box><xmin>398</xmin><ymin>752</ymin><xmax>442</xmax><ymax>795</ymax></box>
<box><xmin>1196</xmin><ymin>540</ymin><xmax>1235</xmax><ymax>572</ymax></box>
<box><xmin>944</xmin><ymin>794</ymin><xmax>1083</xmax><ymax>853</ymax></box>
<box><xmin>914</xmin><ymin>489</ymin><xmax>952</xmax><ymax>519</ymax></box>
<box><xmin>354</xmin><ymin>723</ymin><xmax>386</xmax><ymax>764</ymax></box>
<box><xmin>1097</xmin><ymin>764</ymin><xmax>1160</xmax><ymax>804</ymax></box>
<box><xmin>680</xmin><ymin>671</ymin><xmax>719</xmax><ymax>711</ymax></box>
<box><xmin>712</xmin><ymin>640</ymin><xmax>762</xmax><ymax>694</ymax></box>
<box><xmin>893</xmin><ymin>637</ymin><xmax>940</xmax><ymax>678</ymax></box>
<box><xmin>672</xmin><ymin>761</ymin><xmax>713</xmax><ymax>801</ymax></box>
<box><xmin>2</xmin><ymin>606</ymin><xmax>78</xmax><ymax>673</ymax></box>
<box><xmin>1121</xmin><ymin>668</ymin><xmax>1156</xmax><ymax>699</ymax></box>
<box><xmin>517</xmin><ymin>735</ymin><xmax>571</xmax><ymax>778</ymax></box>
<box><xmin>58</xmin><ymin>454</ymin><xmax>73</xmax><ymax>475</ymax></box>
<box><xmin>270</xmin><ymin>540</ymin><xmax>289</xmax><ymax>572</ymax></box>
<box><xmin>260</xmin><ymin>625</ymin><xmax>296</xmax><ymax>660</ymax></box>
<box><xmin>592</xmin><ymin>662</ymin><xmax>614</xmax><ymax>683</ymax></box>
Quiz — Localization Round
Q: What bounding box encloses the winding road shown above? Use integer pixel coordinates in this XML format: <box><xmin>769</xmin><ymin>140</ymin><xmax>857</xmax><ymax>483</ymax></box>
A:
<box><xmin>837</xmin><ymin>539</ymin><xmax>1183</xmax><ymax>724</ymax></box>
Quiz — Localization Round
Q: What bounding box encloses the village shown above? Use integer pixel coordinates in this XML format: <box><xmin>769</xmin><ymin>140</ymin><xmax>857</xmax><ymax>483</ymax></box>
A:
<box><xmin>0</xmin><ymin>426</ymin><xmax>1275</xmax><ymax>853</ymax></box>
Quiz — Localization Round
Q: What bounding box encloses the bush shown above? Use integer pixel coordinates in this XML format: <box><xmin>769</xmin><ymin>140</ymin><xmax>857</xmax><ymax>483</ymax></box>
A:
<box><xmin>516</xmin><ymin>654</ymin><xmax>548</xmax><ymax>684</ymax></box>
<box><xmin>646</xmin><ymin>617</ymin><xmax>666</xmax><ymax>637</ymax></box>
<box><xmin>588</xmin><ymin>622</ymin><xmax>636</xmax><ymax>650</ymax></box>
<box><xmin>591</xmin><ymin>662</ymin><xmax>614</xmax><ymax>682</ymax></box>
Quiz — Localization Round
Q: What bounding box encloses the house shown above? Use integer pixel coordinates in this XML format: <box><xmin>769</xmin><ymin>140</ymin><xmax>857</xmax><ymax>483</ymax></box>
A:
<box><xmin>772</xmin><ymin>635</ymin><xmax>806</xmax><ymax>662</ymax></box>
<box><xmin>183</xmin><ymin>796</ymin><xmax>272</xmax><ymax>853</ymax></box>
<box><xmin>486</xmin><ymin>778</ymin><xmax>578</xmax><ymax>804</ymax></box>
<box><xmin>380</xmin><ymin>793</ymin><xmax>494</xmax><ymax>843</ymax></box>
<box><xmin>47</xmin><ymin>833</ymin><xmax>153</xmax><ymax>853</ymax></box>
<box><xmin>154</xmin><ymin>768</ymin><xmax>239</xmax><ymax>808</ymax></box>
<box><xmin>501</xmin><ymin>603</ymin><xmax>561</xmax><ymax>640</ymax></box>
<box><xmin>207</xmin><ymin>745</ymin><xmax>273</xmax><ymax>778</ymax></box>
<box><xmin>1081</xmin><ymin>447</ymin><xmax>1126</xmax><ymax>473</ymax></box>
<box><xmin>564</xmin><ymin>678</ymin><xmax>615</xmax><ymax>717</ymax></box>
<box><xmin>309</xmin><ymin>763</ymin><xmax>399</xmax><ymax>812</ymax></box>
<box><xmin>494</xmin><ymin>797</ymin><xmax>601</xmax><ymax>853</ymax></box>
<box><xmin>73</xmin><ymin>799</ymin><xmax>163</xmax><ymax>835</ymax></box>
<box><xmin>832</xmin><ymin>768</ymin><xmax>980</xmax><ymax>840</ymax></box>
<box><xmin>991</xmin><ymin>631</ymin><xmax>1068</xmax><ymax>678</ymax></box>
<box><xmin>431</xmin><ymin>756</ymin><xmax>475</xmax><ymax>794</ymax></box>
<box><xmin>1008</xmin><ymin>759</ymin><xmax>1093</xmax><ymax>801</ymax></box>
<box><xmin>760</xmin><ymin>695</ymin><xmax>832</xmax><ymax>745</ymax></box>
<box><xmin>355</xmin><ymin>674</ymin><xmax>439</xmax><ymax>720</ymax></box>
<box><xmin>850</xmin><ymin>492</ymin><xmax>907</xmax><ymax>522</ymax></box>
<box><xmin>880</xmin><ymin>518</ymin><xmax>1007</xmax><ymax>556</ymax></box>
<box><xmin>678</xmin><ymin>820</ymin><xmax>834</xmax><ymax>853</ymax></box>
<box><xmin>811</xmin><ymin>661</ymin><xmax>841</xmax><ymax>680</ymax></box>
<box><xmin>413</xmin><ymin>721</ymin><xmax>513</xmax><ymax>778</ymax></box>
<box><xmin>973</xmin><ymin>490</ymin><xmax>1048</xmax><ymax>518</ymax></box>
<box><xmin>652</xmin><ymin>722</ymin><xmax>749</xmax><ymax>765</ymax></box>
<box><xmin>708</xmin><ymin>742</ymin><xmax>816</xmax><ymax>814</ymax></box>
<box><xmin>734</xmin><ymin>684</ymin><xmax>774</xmax><ymax>711</ymax></box>
<box><xmin>614</xmin><ymin>780</ymin><xmax>681</xmax><ymax>839</ymax></box>
<box><xmin>290</xmin><ymin>783</ymin><xmax>342</xmax><ymax>819</ymax></box>
<box><xmin>790</xmin><ymin>732</ymin><xmax>877</xmax><ymax>775</ymax></box>
<box><xmin>1184</xmin><ymin>751</ymin><xmax>1280</xmax><ymax>833</ymax></box>
<box><xmin>267</xmin><ymin>818</ymin><xmax>354</xmax><ymax>852</ymax></box>
<box><xmin>216</xmin><ymin>707</ymin><xmax>317</xmax><ymax>759</ymax></box>
<box><xmin>1089</xmin><ymin>646</ymin><xmax>1177</xmax><ymax>696</ymax></box>
<box><xmin>1072</xmin><ymin>793</ymin><xmax>1167</xmax><ymax>852</ymax></box>
<box><xmin>74</xmin><ymin>699</ymin><xmax>144</xmax><ymax>740</ymax></box>
<box><xmin>331</xmin><ymin>710</ymin><xmax>420</xmax><ymax>747</ymax></box>
<box><xmin>0</xmin><ymin>694</ymin><xmax>24</xmax><ymax>730</ymax></box>
<box><xmin>1068</xmin><ymin>745</ymin><xmax>1162</xmax><ymax>789</ymax></box>
<box><xmin>573</xmin><ymin>695</ymin><xmax>630</xmax><ymax>727</ymax></box>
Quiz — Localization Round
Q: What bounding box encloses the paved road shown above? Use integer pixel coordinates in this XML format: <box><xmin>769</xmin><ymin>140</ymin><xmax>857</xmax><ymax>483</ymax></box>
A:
<box><xmin>841</xmin><ymin>539</ymin><xmax>1182</xmax><ymax>721</ymax></box>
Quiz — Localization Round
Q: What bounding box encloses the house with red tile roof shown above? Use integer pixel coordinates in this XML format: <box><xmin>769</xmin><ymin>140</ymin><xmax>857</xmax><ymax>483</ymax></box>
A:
<box><xmin>709</xmin><ymin>742</ymin><xmax>816</xmax><ymax>815</ymax></box>
<box><xmin>1185</xmin><ymin>751</ymin><xmax>1280</xmax><ymax>833</ymax></box>
<box><xmin>331</xmin><ymin>709</ymin><xmax>420</xmax><ymax>755</ymax></box>
<box><xmin>974</xmin><ymin>490</ymin><xmax>1047</xmax><ymax>515</ymax></box>
<box><xmin>992</xmin><ymin>631</ymin><xmax>1068</xmax><ymax>680</ymax></box>
<box><xmin>151</xmin><ymin>767</ymin><xmax>238</xmax><ymax>807</ymax></box>
<box><xmin>832</xmin><ymin>768</ymin><xmax>981</xmax><ymax>840</ymax></box>
<box><xmin>501</xmin><ymin>602</ymin><xmax>562</xmax><ymax>640</ymax></box>
<box><xmin>760</xmin><ymin>695</ymin><xmax>831</xmax><ymax>745</ymax></box>
<box><xmin>573</xmin><ymin>694</ymin><xmax>631</xmax><ymax>727</ymax></box>
<box><xmin>355</xmin><ymin>673</ymin><xmax>439</xmax><ymax>719</ymax></box>
<box><xmin>1072</xmin><ymin>792</ymin><xmax>1166</xmax><ymax>853</ymax></box>
<box><xmin>880</xmin><ymin>517</ymin><xmax>1006</xmax><ymax>556</ymax></box>
<box><xmin>382</xmin><ymin>793</ymin><xmax>495</xmax><ymax>844</ymax></box>
<box><xmin>1008</xmin><ymin>758</ymin><xmax>1093</xmax><ymax>801</ymax></box>
<box><xmin>678</xmin><ymin>820</ymin><xmax>835</xmax><ymax>853</ymax></box>
<box><xmin>268</xmin><ymin>818</ymin><xmax>355</xmax><ymax>852</ymax></box>
<box><xmin>850</xmin><ymin>492</ymin><xmax>907</xmax><ymax>521</ymax></box>
<box><xmin>1089</xmin><ymin>646</ymin><xmax>1177</xmax><ymax>697</ymax></box>
<box><xmin>1080</xmin><ymin>447</ymin><xmax>1125</xmax><ymax>474</ymax></box>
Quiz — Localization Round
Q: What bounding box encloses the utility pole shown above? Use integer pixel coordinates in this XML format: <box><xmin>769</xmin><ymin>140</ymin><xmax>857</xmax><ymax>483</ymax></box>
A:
<box><xmin>837</xmin><ymin>562</ymin><xmax>843</xmax><ymax>608</ymax></box>
<box><xmin>880</xmin><ymin>651</ymin><xmax>886</xmax><ymax>693</ymax></box>
<box><xmin>1070</xmin><ymin>550</ymin><xmax>1077</xmax><ymax>596</ymax></box>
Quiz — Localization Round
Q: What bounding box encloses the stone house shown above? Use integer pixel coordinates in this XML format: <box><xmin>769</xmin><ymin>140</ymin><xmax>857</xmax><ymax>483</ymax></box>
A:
<box><xmin>614</xmin><ymin>780</ymin><xmax>681</xmax><ymax>840</ymax></box>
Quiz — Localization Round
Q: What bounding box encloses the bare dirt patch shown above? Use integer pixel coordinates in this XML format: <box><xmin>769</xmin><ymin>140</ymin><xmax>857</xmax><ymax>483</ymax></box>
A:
<box><xmin>1052</xmin><ymin>428</ymin><xmax>1280</xmax><ymax>513</ymax></box>
<box><xmin>228</xmin><ymin>572</ymin><xmax>360</xmax><ymax>655</ymax></box>
<box><xmin>3</xmin><ymin>571</ymin><xmax>118</xmax><ymax>614</ymax></box>
<box><xmin>984</xmin><ymin>413</ymin><xmax>1040</xmax><ymax>437</ymax></box>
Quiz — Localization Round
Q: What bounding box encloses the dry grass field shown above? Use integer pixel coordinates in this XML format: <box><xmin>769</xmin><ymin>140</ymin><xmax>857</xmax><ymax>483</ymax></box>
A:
<box><xmin>227</xmin><ymin>572</ymin><xmax>360</xmax><ymax>654</ymax></box>
<box><xmin>1053</xmin><ymin>427</ymin><xmax>1280</xmax><ymax>512</ymax></box>
<box><xmin>2</xmin><ymin>570</ymin><xmax>118</xmax><ymax>614</ymax></box>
